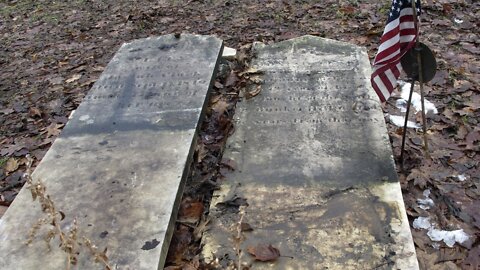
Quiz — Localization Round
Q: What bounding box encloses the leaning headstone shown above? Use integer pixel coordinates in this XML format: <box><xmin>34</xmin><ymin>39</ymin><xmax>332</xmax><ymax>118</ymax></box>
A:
<box><xmin>202</xmin><ymin>36</ymin><xmax>418</xmax><ymax>269</ymax></box>
<box><xmin>0</xmin><ymin>34</ymin><xmax>223</xmax><ymax>269</ymax></box>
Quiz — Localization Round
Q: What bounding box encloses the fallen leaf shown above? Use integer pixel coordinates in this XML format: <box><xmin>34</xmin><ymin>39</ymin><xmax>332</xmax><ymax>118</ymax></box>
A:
<box><xmin>28</xmin><ymin>107</ymin><xmax>42</xmax><ymax>118</ymax></box>
<box><xmin>183</xmin><ymin>256</ymin><xmax>200</xmax><ymax>270</ymax></box>
<box><xmin>442</xmin><ymin>3</ymin><xmax>452</xmax><ymax>14</ymax></box>
<box><xmin>44</xmin><ymin>123</ymin><xmax>64</xmax><ymax>138</ymax></box>
<box><xmin>205</xmin><ymin>14</ymin><xmax>217</xmax><ymax>22</ymax></box>
<box><xmin>212</xmin><ymin>100</ymin><xmax>229</xmax><ymax>114</ymax></box>
<box><xmin>216</xmin><ymin>196</ymin><xmax>248</xmax><ymax>210</ymax></box>
<box><xmin>339</xmin><ymin>5</ymin><xmax>355</xmax><ymax>15</ymax></box>
<box><xmin>249</xmin><ymin>75</ymin><xmax>263</xmax><ymax>84</ymax></box>
<box><xmin>225</xmin><ymin>71</ymin><xmax>239</xmax><ymax>87</ymax></box>
<box><xmin>5</xmin><ymin>171</ymin><xmax>23</xmax><ymax>186</ymax></box>
<box><xmin>193</xmin><ymin>217</ymin><xmax>210</xmax><ymax>241</ymax></box>
<box><xmin>164</xmin><ymin>266</ymin><xmax>181</xmax><ymax>270</ymax></box>
<box><xmin>241</xmin><ymin>222</ymin><xmax>253</xmax><ymax>232</ymax></box>
<box><xmin>0</xmin><ymin>144</ymin><xmax>26</xmax><ymax>156</ymax></box>
<box><xmin>247</xmin><ymin>244</ymin><xmax>281</xmax><ymax>262</ymax></box>
<box><xmin>246</xmin><ymin>85</ymin><xmax>261</xmax><ymax>99</ymax></box>
<box><xmin>239</xmin><ymin>67</ymin><xmax>262</xmax><ymax>77</ymax></box>
<box><xmin>0</xmin><ymin>108</ymin><xmax>14</xmax><ymax>115</ymax></box>
<box><xmin>462</xmin><ymin>245</ymin><xmax>480</xmax><ymax>269</ymax></box>
<box><xmin>166</xmin><ymin>225</ymin><xmax>192</xmax><ymax>264</ymax></box>
<box><xmin>65</xmin><ymin>74</ymin><xmax>82</xmax><ymax>83</ymax></box>
<box><xmin>195</xmin><ymin>144</ymin><xmax>208</xmax><ymax>163</ymax></box>
<box><xmin>221</xmin><ymin>159</ymin><xmax>236</xmax><ymax>170</ymax></box>
<box><xmin>214</xmin><ymin>81</ymin><xmax>223</xmax><ymax>89</ymax></box>
<box><xmin>430</xmin><ymin>70</ymin><xmax>448</xmax><ymax>86</ymax></box>
<box><xmin>407</xmin><ymin>169</ymin><xmax>430</xmax><ymax>189</ymax></box>
<box><xmin>5</xmin><ymin>158</ymin><xmax>19</xmax><ymax>173</ymax></box>
<box><xmin>465</xmin><ymin>129</ymin><xmax>480</xmax><ymax>149</ymax></box>
<box><xmin>178</xmin><ymin>200</ymin><xmax>204</xmax><ymax>224</ymax></box>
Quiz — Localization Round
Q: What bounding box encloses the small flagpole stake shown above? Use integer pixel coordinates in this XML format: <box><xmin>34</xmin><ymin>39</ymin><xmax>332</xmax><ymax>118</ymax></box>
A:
<box><xmin>411</xmin><ymin>0</ymin><xmax>430</xmax><ymax>156</ymax></box>
<box><xmin>400</xmin><ymin>80</ymin><xmax>415</xmax><ymax>172</ymax></box>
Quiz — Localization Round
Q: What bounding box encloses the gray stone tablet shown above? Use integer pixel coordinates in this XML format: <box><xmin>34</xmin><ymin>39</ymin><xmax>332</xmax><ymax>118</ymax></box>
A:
<box><xmin>0</xmin><ymin>34</ymin><xmax>223</xmax><ymax>269</ymax></box>
<box><xmin>202</xmin><ymin>36</ymin><xmax>418</xmax><ymax>269</ymax></box>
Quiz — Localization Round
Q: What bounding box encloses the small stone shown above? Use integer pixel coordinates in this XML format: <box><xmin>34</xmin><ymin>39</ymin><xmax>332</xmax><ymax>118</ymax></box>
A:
<box><xmin>222</xmin><ymin>46</ymin><xmax>237</xmax><ymax>60</ymax></box>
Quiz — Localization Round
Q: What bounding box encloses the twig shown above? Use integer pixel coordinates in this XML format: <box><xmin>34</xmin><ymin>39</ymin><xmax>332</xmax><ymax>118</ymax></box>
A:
<box><xmin>235</xmin><ymin>206</ymin><xmax>246</xmax><ymax>270</ymax></box>
<box><xmin>24</xmin><ymin>155</ymin><xmax>111</xmax><ymax>270</ymax></box>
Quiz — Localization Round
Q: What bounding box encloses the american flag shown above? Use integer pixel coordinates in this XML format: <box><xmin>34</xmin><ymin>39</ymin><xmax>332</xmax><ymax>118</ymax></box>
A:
<box><xmin>371</xmin><ymin>0</ymin><xmax>421</xmax><ymax>102</ymax></box>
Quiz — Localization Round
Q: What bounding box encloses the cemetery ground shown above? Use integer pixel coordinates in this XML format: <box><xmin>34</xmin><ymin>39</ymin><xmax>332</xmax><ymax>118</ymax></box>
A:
<box><xmin>0</xmin><ymin>0</ymin><xmax>479</xmax><ymax>269</ymax></box>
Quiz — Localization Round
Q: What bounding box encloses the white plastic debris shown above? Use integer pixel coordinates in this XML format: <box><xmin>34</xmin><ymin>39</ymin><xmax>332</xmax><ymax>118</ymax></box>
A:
<box><xmin>454</xmin><ymin>18</ymin><xmax>464</xmax><ymax>24</ymax></box>
<box><xmin>417</xmin><ymin>189</ymin><xmax>435</xmax><ymax>210</ymax></box>
<box><xmin>427</xmin><ymin>228</ymin><xmax>469</xmax><ymax>248</ymax></box>
<box><xmin>456</xmin><ymin>174</ymin><xmax>467</xmax><ymax>182</ymax></box>
<box><xmin>396</xmin><ymin>82</ymin><xmax>438</xmax><ymax>114</ymax></box>
<box><xmin>412</xmin><ymin>214</ymin><xmax>470</xmax><ymax>248</ymax></box>
<box><xmin>413</xmin><ymin>217</ymin><xmax>431</xmax><ymax>229</ymax></box>
<box><xmin>388</xmin><ymin>114</ymin><xmax>421</xmax><ymax>129</ymax></box>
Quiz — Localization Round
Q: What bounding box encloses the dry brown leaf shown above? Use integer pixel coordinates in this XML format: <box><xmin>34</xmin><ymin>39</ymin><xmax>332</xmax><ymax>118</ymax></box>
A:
<box><xmin>339</xmin><ymin>5</ymin><xmax>355</xmax><ymax>15</ymax></box>
<box><xmin>247</xmin><ymin>244</ymin><xmax>280</xmax><ymax>262</ymax></box>
<box><xmin>29</xmin><ymin>107</ymin><xmax>42</xmax><ymax>118</ymax></box>
<box><xmin>163</xmin><ymin>266</ymin><xmax>181</xmax><ymax>270</ymax></box>
<box><xmin>212</xmin><ymin>100</ymin><xmax>229</xmax><ymax>114</ymax></box>
<box><xmin>407</xmin><ymin>169</ymin><xmax>430</xmax><ymax>189</ymax></box>
<box><xmin>239</xmin><ymin>67</ymin><xmax>262</xmax><ymax>77</ymax></box>
<box><xmin>241</xmin><ymin>222</ymin><xmax>253</xmax><ymax>232</ymax></box>
<box><xmin>225</xmin><ymin>71</ymin><xmax>239</xmax><ymax>87</ymax></box>
<box><xmin>193</xmin><ymin>217</ymin><xmax>210</xmax><ymax>241</ymax></box>
<box><xmin>245</xmin><ymin>85</ymin><xmax>261</xmax><ymax>99</ymax></box>
<box><xmin>5</xmin><ymin>158</ymin><xmax>19</xmax><ymax>173</ymax></box>
<box><xmin>65</xmin><ymin>74</ymin><xmax>82</xmax><ymax>83</ymax></box>
<box><xmin>44</xmin><ymin>123</ymin><xmax>64</xmax><ymax>138</ymax></box>
<box><xmin>178</xmin><ymin>200</ymin><xmax>204</xmax><ymax>224</ymax></box>
<box><xmin>195</xmin><ymin>144</ymin><xmax>208</xmax><ymax>163</ymax></box>
<box><xmin>221</xmin><ymin>159</ymin><xmax>236</xmax><ymax>170</ymax></box>
<box><xmin>166</xmin><ymin>225</ymin><xmax>192</xmax><ymax>264</ymax></box>
<box><xmin>214</xmin><ymin>81</ymin><xmax>224</xmax><ymax>89</ymax></box>
<box><xmin>249</xmin><ymin>75</ymin><xmax>263</xmax><ymax>84</ymax></box>
<box><xmin>465</xmin><ymin>129</ymin><xmax>480</xmax><ymax>149</ymax></box>
<box><xmin>462</xmin><ymin>245</ymin><xmax>480</xmax><ymax>270</ymax></box>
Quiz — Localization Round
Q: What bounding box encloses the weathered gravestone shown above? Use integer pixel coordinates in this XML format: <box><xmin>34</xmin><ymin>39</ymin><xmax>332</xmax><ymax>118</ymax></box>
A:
<box><xmin>0</xmin><ymin>34</ymin><xmax>223</xmax><ymax>269</ymax></box>
<box><xmin>202</xmin><ymin>36</ymin><xmax>419</xmax><ymax>269</ymax></box>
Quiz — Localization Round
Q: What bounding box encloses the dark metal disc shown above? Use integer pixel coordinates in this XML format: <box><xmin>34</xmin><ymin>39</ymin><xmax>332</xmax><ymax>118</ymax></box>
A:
<box><xmin>401</xmin><ymin>42</ymin><xmax>437</xmax><ymax>83</ymax></box>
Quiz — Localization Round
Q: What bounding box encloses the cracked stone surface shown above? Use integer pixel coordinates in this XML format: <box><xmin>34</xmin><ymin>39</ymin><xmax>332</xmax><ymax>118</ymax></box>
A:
<box><xmin>0</xmin><ymin>34</ymin><xmax>223</xmax><ymax>270</ymax></box>
<box><xmin>202</xmin><ymin>36</ymin><xmax>418</xmax><ymax>269</ymax></box>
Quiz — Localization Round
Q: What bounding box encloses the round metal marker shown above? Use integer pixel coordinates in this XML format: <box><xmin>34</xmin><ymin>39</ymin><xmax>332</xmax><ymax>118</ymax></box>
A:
<box><xmin>401</xmin><ymin>43</ymin><xmax>437</xmax><ymax>83</ymax></box>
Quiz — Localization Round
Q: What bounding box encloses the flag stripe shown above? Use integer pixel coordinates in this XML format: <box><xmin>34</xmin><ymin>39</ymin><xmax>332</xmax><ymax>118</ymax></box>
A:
<box><xmin>371</xmin><ymin>0</ymin><xmax>420</xmax><ymax>102</ymax></box>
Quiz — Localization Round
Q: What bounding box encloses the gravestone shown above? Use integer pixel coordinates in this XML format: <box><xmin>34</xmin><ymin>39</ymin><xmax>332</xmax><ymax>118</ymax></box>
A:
<box><xmin>0</xmin><ymin>34</ymin><xmax>223</xmax><ymax>269</ymax></box>
<box><xmin>202</xmin><ymin>36</ymin><xmax>419</xmax><ymax>269</ymax></box>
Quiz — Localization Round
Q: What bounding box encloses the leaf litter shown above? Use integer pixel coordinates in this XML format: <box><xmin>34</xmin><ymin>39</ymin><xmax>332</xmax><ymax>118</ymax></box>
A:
<box><xmin>0</xmin><ymin>1</ymin><xmax>479</xmax><ymax>269</ymax></box>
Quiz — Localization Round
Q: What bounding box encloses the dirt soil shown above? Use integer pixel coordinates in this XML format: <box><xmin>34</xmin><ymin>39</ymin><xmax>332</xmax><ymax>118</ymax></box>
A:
<box><xmin>1</xmin><ymin>0</ymin><xmax>479</xmax><ymax>269</ymax></box>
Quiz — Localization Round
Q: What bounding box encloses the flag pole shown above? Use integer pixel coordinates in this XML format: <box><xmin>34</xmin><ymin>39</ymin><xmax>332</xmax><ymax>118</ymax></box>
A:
<box><xmin>400</xmin><ymin>80</ymin><xmax>415</xmax><ymax>172</ymax></box>
<box><xmin>411</xmin><ymin>0</ymin><xmax>430</xmax><ymax>156</ymax></box>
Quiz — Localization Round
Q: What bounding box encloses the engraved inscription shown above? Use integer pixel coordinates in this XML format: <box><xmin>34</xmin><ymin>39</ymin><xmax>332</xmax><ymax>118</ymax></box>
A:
<box><xmin>240</xmin><ymin>50</ymin><xmax>384</xmax><ymax>157</ymax></box>
<box><xmin>246</xmin><ymin>67</ymin><xmax>381</xmax><ymax>131</ymax></box>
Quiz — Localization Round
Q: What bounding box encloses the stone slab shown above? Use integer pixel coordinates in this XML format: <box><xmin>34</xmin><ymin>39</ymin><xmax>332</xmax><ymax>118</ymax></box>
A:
<box><xmin>0</xmin><ymin>34</ymin><xmax>223</xmax><ymax>269</ymax></box>
<box><xmin>202</xmin><ymin>36</ymin><xmax>418</xmax><ymax>269</ymax></box>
